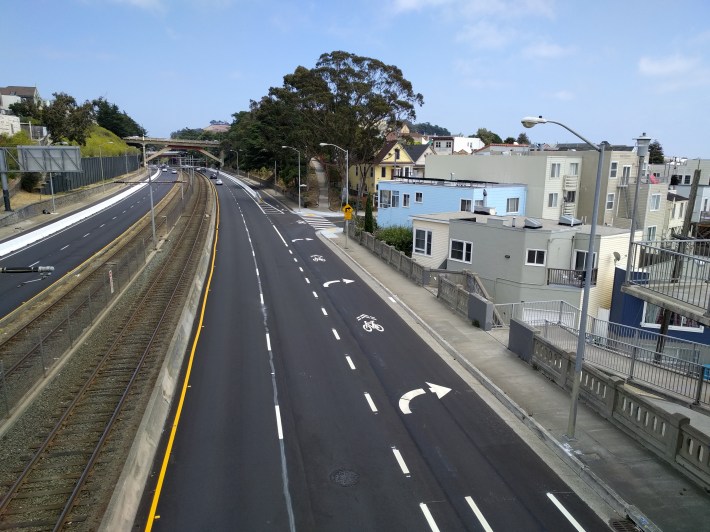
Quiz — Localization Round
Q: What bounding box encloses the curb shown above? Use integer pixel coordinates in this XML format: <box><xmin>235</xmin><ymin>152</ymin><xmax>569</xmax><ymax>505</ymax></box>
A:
<box><xmin>319</xmin><ymin>232</ymin><xmax>661</xmax><ymax>532</ymax></box>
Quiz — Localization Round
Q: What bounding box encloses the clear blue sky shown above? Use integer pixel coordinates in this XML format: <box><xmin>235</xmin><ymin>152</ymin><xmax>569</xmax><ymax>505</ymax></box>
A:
<box><xmin>5</xmin><ymin>0</ymin><xmax>710</xmax><ymax>157</ymax></box>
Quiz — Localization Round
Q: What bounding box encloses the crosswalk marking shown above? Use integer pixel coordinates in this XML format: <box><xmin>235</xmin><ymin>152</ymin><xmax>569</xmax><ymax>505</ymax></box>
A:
<box><xmin>300</xmin><ymin>214</ymin><xmax>337</xmax><ymax>231</ymax></box>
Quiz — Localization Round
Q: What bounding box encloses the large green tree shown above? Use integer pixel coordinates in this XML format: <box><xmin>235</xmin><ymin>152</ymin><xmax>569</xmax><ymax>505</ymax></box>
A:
<box><xmin>648</xmin><ymin>140</ymin><xmax>664</xmax><ymax>164</ymax></box>
<box><xmin>93</xmin><ymin>97</ymin><xmax>146</xmax><ymax>138</ymax></box>
<box><xmin>413</xmin><ymin>122</ymin><xmax>450</xmax><ymax>135</ymax></box>
<box><xmin>42</xmin><ymin>92</ymin><xmax>94</xmax><ymax>145</ymax></box>
<box><xmin>473</xmin><ymin>127</ymin><xmax>502</xmax><ymax>146</ymax></box>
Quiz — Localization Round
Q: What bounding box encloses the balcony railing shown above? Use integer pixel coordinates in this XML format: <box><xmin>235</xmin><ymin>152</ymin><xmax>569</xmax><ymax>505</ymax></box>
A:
<box><xmin>626</xmin><ymin>239</ymin><xmax>710</xmax><ymax>315</ymax></box>
<box><xmin>547</xmin><ymin>267</ymin><xmax>598</xmax><ymax>287</ymax></box>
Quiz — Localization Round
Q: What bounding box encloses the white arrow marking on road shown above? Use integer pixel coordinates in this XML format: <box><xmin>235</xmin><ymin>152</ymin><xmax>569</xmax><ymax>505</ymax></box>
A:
<box><xmin>291</xmin><ymin>237</ymin><xmax>314</xmax><ymax>242</ymax></box>
<box><xmin>399</xmin><ymin>389</ymin><xmax>426</xmax><ymax>414</ymax></box>
<box><xmin>426</xmin><ymin>382</ymin><xmax>451</xmax><ymax>399</ymax></box>
<box><xmin>323</xmin><ymin>279</ymin><xmax>355</xmax><ymax>287</ymax></box>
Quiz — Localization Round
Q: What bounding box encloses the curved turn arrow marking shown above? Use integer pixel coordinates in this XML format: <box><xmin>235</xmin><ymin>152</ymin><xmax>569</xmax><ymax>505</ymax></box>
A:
<box><xmin>426</xmin><ymin>382</ymin><xmax>451</xmax><ymax>399</ymax></box>
<box><xmin>398</xmin><ymin>389</ymin><xmax>425</xmax><ymax>414</ymax></box>
<box><xmin>323</xmin><ymin>279</ymin><xmax>355</xmax><ymax>287</ymax></box>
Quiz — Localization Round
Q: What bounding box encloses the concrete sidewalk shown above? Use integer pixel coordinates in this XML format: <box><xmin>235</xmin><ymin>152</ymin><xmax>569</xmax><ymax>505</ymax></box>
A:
<box><xmin>256</xmin><ymin>180</ymin><xmax>710</xmax><ymax>532</ymax></box>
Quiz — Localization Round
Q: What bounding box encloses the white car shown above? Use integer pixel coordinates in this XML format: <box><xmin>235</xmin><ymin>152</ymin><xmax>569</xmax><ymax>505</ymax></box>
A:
<box><xmin>215</xmin><ymin>179</ymin><xmax>223</xmax><ymax>185</ymax></box>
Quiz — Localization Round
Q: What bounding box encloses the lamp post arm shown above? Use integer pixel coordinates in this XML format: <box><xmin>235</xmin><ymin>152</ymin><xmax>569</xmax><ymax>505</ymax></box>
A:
<box><xmin>544</xmin><ymin>120</ymin><xmax>600</xmax><ymax>152</ymax></box>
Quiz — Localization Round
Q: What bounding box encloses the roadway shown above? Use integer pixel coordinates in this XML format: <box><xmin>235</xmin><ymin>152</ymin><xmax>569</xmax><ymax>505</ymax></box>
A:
<box><xmin>144</xmin><ymin>175</ymin><xmax>609</xmax><ymax>531</ymax></box>
<box><xmin>0</xmin><ymin>169</ymin><xmax>177</xmax><ymax>320</ymax></box>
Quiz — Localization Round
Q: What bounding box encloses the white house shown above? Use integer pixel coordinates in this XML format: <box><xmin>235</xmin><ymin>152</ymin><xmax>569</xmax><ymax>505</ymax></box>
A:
<box><xmin>429</xmin><ymin>136</ymin><xmax>484</xmax><ymax>155</ymax></box>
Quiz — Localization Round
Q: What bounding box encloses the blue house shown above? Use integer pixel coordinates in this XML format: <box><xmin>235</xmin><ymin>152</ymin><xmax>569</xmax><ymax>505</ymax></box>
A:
<box><xmin>377</xmin><ymin>178</ymin><xmax>528</xmax><ymax>228</ymax></box>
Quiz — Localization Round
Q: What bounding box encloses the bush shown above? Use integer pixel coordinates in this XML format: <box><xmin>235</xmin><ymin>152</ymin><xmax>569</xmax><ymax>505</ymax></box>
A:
<box><xmin>375</xmin><ymin>225</ymin><xmax>413</xmax><ymax>256</ymax></box>
<box><xmin>21</xmin><ymin>172</ymin><xmax>41</xmax><ymax>192</ymax></box>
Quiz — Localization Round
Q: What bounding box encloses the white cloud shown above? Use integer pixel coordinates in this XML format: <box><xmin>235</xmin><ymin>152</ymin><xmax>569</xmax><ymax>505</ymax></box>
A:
<box><xmin>638</xmin><ymin>55</ymin><xmax>700</xmax><ymax>77</ymax></box>
<box><xmin>523</xmin><ymin>41</ymin><xmax>573</xmax><ymax>59</ymax></box>
<box><xmin>456</xmin><ymin>21</ymin><xmax>513</xmax><ymax>49</ymax></box>
<box><xmin>550</xmin><ymin>90</ymin><xmax>574</xmax><ymax>101</ymax></box>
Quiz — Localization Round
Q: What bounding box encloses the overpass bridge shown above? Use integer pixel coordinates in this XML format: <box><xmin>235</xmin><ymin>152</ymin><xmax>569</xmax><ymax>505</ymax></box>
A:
<box><xmin>123</xmin><ymin>136</ymin><xmax>224</xmax><ymax>166</ymax></box>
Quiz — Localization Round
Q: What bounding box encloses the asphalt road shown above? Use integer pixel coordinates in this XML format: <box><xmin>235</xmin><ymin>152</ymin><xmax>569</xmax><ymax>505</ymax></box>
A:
<box><xmin>0</xmin><ymin>171</ymin><xmax>176</xmax><ymax>319</ymax></box>
<box><xmin>145</xmin><ymin>178</ymin><xmax>609</xmax><ymax>531</ymax></box>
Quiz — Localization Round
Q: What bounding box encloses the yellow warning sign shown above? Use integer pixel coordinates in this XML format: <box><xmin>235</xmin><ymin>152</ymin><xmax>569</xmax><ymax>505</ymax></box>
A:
<box><xmin>343</xmin><ymin>204</ymin><xmax>353</xmax><ymax>220</ymax></box>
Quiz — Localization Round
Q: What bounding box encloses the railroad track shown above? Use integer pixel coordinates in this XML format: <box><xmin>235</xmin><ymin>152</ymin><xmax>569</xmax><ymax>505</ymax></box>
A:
<box><xmin>0</xmin><ymin>175</ymin><xmax>211</xmax><ymax>531</ymax></box>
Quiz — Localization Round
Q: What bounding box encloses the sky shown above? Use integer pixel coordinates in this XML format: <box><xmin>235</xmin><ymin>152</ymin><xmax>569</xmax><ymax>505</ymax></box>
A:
<box><xmin>5</xmin><ymin>0</ymin><xmax>710</xmax><ymax>158</ymax></box>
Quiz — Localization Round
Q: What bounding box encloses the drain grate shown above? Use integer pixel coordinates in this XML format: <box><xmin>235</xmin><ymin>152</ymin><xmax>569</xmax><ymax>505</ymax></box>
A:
<box><xmin>609</xmin><ymin>518</ymin><xmax>642</xmax><ymax>532</ymax></box>
<box><xmin>330</xmin><ymin>469</ymin><xmax>359</xmax><ymax>487</ymax></box>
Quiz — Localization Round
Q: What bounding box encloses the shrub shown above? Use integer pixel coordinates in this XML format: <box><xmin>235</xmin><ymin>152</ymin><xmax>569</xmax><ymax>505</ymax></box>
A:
<box><xmin>21</xmin><ymin>172</ymin><xmax>41</xmax><ymax>192</ymax></box>
<box><xmin>375</xmin><ymin>225</ymin><xmax>413</xmax><ymax>256</ymax></box>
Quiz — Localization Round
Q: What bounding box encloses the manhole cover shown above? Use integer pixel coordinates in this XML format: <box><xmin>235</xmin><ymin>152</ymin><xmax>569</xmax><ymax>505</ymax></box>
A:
<box><xmin>609</xmin><ymin>518</ymin><xmax>641</xmax><ymax>532</ymax></box>
<box><xmin>330</xmin><ymin>469</ymin><xmax>359</xmax><ymax>487</ymax></box>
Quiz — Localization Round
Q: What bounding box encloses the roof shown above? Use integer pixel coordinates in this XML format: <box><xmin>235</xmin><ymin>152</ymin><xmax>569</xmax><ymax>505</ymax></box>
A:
<box><xmin>373</xmin><ymin>140</ymin><xmax>400</xmax><ymax>163</ymax></box>
<box><xmin>402</xmin><ymin>144</ymin><xmax>429</xmax><ymax>161</ymax></box>
<box><xmin>668</xmin><ymin>191</ymin><xmax>689</xmax><ymax>201</ymax></box>
<box><xmin>549</xmin><ymin>142</ymin><xmax>634</xmax><ymax>152</ymax></box>
<box><xmin>0</xmin><ymin>86</ymin><xmax>38</xmax><ymax>98</ymax></box>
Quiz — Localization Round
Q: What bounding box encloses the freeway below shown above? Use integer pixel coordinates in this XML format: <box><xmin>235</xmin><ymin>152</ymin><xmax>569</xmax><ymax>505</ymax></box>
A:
<box><xmin>0</xmin><ymin>169</ymin><xmax>177</xmax><ymax>320</ymax></box>
<box><xmin>143</xmin><ymin>176</ymin><xmax>609</xmax><ymax>531</ymax></box>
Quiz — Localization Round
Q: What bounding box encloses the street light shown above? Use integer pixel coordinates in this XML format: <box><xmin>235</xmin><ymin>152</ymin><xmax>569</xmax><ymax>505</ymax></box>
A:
<box><xmin>230</xmin><ymin>149</ymin><xmax>241</xmax><ymax>177</ymax></box>
<box><xmin>625</xmin><ymin>133</ymin><xmax>652</xmax><ymax>283</ymax></box>
<box><xmin>521</xmin><ymin>115</ymin><xmax>607</xmax><ymax>439</ymax></box>
<box><xmin>282</xmin><ymin>146</ymin><xmax>302</xmax><ymax>211</ymax></box>
<box><xmin>320</xmin><ymin>142</ymin><xmax>349</xmax><ymax>248</ymax></box>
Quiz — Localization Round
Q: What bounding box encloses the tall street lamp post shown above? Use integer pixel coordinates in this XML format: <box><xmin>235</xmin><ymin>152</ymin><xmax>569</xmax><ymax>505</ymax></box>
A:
<box><xmin>98</xmin><ymin>141</ymin><xmax>113</xmax><ymax>195</ymax></box>
<box><xmin>282</xmin><ymin>146</ymin><xmax>302</xmax><ymax>211</ymax></box>
<box><xmin>625</xmin><ymin>133</ymin><xmax>652</xmax><ymax>283</ymax></box>
<box><xmin>522</xmin><ymin>116</ymin><xmax>607</xmax><ymax>439</ymax></box>
<box><xmin>320</xmin><ymin>142</ymin><xmax>349</xmax><ymax>248</ymax></box>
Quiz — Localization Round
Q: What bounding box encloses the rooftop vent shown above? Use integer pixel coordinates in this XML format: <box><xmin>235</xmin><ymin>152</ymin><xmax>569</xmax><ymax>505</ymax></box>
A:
<box><xmin>524</xmin><ymin>218</ymin><xmax>542</xmax><ymax>229</ymax></box>
<box><xmin>473</xmin><ymin>205</ymin><xmax>496</xmax><ymax>215</ymax></box>
<box><xmin>559</xmin><ymin>214</ymin><xmax>582</xmax><ymax>226</ymax></box>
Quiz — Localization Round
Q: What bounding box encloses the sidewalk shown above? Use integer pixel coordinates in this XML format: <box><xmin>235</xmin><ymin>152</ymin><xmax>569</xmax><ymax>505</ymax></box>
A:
<box><xmin>258</xmin><ymin>181</ymin><xmax>710</xmax><ymax>532</ymax></box>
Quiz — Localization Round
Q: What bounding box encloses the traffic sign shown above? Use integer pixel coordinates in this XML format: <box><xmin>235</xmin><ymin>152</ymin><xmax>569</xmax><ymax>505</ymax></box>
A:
<box><xmin>343</xmin><ymin>204</ymin><xmax>353</xmax><ymax>220</ymax></box>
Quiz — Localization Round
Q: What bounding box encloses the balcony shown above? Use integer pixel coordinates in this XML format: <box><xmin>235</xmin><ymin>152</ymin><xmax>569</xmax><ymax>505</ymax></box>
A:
<box><xmin>547</xmin><ymin>267</ymin><xmax>598</xmax><ymax>288</ymax></box>
<box><xmin>562</xmin><ymin>175</ymin><xmax>578</xmax><ymax>190</ymax></box>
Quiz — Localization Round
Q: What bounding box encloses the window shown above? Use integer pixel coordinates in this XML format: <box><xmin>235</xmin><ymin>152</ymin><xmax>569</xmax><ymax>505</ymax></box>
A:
<box><xmin>506</xmin><ymin>197</ymin><xmax>520</xmax><ymax>213</ymax></box>
<box><xmin>574</xmin><ymin>250</ymin><xmax>596</xmax><ymax>270</ymax></box>
<box><xmin>684</xmin><ymin>174</ymin><xmax>691</xmax><ymax>185</ymax></box>
<box><xmin>606</xmin><ymin>193</ymin><xmax>615</xmax><ymax>210</ymax></box>
<box><xmin>548</xmin><ymin>193</ymin><xmax>558</xmax><ymax>208</ymax></box>
<box><xmin>391</xmin><ymin>191</ymin><xmax>400</xmax><ymax>208</ymax></box>
<box><xmin>379</xmin><ymin>190</ymin><xmax>391</xmax><ymax>208</ymax></box>
<box><xmin>526</xmin><ymin>249</ymin><xmax>546</xmax><ymax>266</ymax></box>
<box><xmin>434</xmin><ymin>141</ymin><xmax>441</xmax><ymax>148</ymax></box>
<box><xmin>415</xmin><ymin>191</ymin><xmax>423</xmax><ymax>203</ymax></box>
<box><xmin>445</xmin><ymin>141</ymin><xmax>452</xmax><ymax>148</ymax></box>
<box><xmin>650</xmin><ymin>193</ymin><xmax>661</xmax><ymax>211</ymax></box>
<box><xmin>414</xmin><ymin>229</ymin><xmax>432</xmax><ymax>255</ymax></box>
<box><xmin>642</xmin><ymin>303</ymin><xmax>703</xmax><ymax>332</ymax></box>
<box><xmin>646</xmin><ymin>226</ymin><xmax>657</xmax><ymax>240</ymax></box>
<box><xmin>569</xmin><ymin>162</ymin><xmax>579</xmax><ymax>176</ymax></box>
<box><xmin>564</xmin><ymin>191</ymin><xmax>576</xmax><ymax>204</ymax></box>
<box><xmin>381</xmin><ymin>167</ymin><xmax>386</xmax><ymax>178</ymax></box>
<box><xmin>460</xmin><ymin>198</ymin><xmax>472</xmax><ymax>211</ymax></box>
<box><xmin>550</xmin><ymin>163</ymin><xmax>561</xmax><ymax>178</ymax></box>
<box><xmin>474</xmin><ymin>199</ymin><xmax>484</xmax><ymax>207</ymax></box>
<box><xmin>610</xmin><ymin>161</ymin><xmax>618</xmax><ymax>178</ymax></box>
<box><xmin>622</xmin><ymin>166</ymin><xmax>631</xmax><ymax>179</ymax></box>
<box><xmin>449</xmin><ymin>239</ymin><xmax>472</xmax><ymax>263</ymax></box>
<box><xmin>370</xmin><ymin>167</ymin><xmax>374</xmax><ymax>178</ymax></box>
<box><xmin>403</xmin><ymin>193</ymin><xmax>410</xmax><ymax>208</ymax></box>
<box><xmin>680</xmin><ymin>203</ymin><xmax>685</xmax><ymax>219</ymax></box>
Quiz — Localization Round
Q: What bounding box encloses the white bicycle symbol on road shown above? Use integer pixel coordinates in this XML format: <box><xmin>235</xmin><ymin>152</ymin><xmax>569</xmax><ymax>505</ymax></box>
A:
<box><xmin>311</xmin><ymin>255</ymin><xmax>326</xmax><ymax>262</ymax></box>
<box><xmin>357</xmin><ymin>314</ymin><xmax>384</xmax><ymax>332</ymax></box>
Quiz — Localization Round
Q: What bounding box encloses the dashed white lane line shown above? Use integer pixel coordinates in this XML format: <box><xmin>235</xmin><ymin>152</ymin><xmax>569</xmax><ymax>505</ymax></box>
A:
<box><xmin>305</xmin><ymin>278</ymin><xmax>310</xmax><ymax>284</ymax></box>
<box><xmin>293</xmin><ymin>258</ymin><xmax>298</xmax><ymax>263</ymax></box>
<box><xmin>465</xmin><ymin>496</ymin><xmax>494</xmax><ymax>532</ymax></box>
<box><xmin>321</xmin><ymin>308</ymin><xmax>328</xmax><ymax>316</ymax></box>
<box><xmin>256</xmin><ymin>268</ymin><xmax>260</xmax><ymax>277</ymax></box>
<box><xmin>298</xmin><ymin>267</ymin><xmax>303</xmax><ymax>272</ymax></box>
<box><xmin>345</xmin><ymin>356</ymin><xmax>356</xmax><ymax>370</ymax></box>
<box><xmin>29</xmin><ymin>261</ymin><xmax>39</xmax><ymax>267</ymax></box>
<box><xmin>60</xmin><ymin>245</ymin><xmax>69</xmax><ymax>251</ymax></box>
<box><xmin>420</xmin><ymin>503</ymin><xmax>441</xmax><ymax>532</ymax></box>
<box><xmin>391</xmin><ymin>446</ymin><xmax>411</xmax><ymax>476</ymax></box>
<box><xmin>275</xmin><ymin>405</ymin><xmax>284</xmax><ymax>440</ymax></box>
<box><xmin>332</xmin><ymin>329</ymin><xmax>340</xmax><ymax>340</ymax></box>
<box><xmin>266</xmin><ymin>333</ymin><xmax>271</xmax><ymax>351</ymax></box>
<box><xmin>83</xmin><ymin>233</ymin><xmax>90</xmax><ymax>238</ymax></box>
<box><xmin>364</xmin><ymin>393</ymin><xmax>378</xmax><ymax>413</ymax></box>
<box><xmin>547</xmin><ymin>493</ymin><xmax>585</xmax><ymax>532</ymax></box>
<box><xmin>312</xmin><ymin>291</ymin><xmax>318</xmax><ymax>299</ymax></box>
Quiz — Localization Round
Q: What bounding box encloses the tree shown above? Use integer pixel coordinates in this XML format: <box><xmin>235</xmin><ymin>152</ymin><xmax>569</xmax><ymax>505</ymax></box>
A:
<box><xmin>364</xmin><ymin>194</ymin><xmax>374</xmax><ymax>233</ymax></box>
<box><xmin>93</xmin><ymin>97</ymin><xmax>146</xmax><ymax>138</ymax></box>
<box><xmin>649</xmin><ymin>140</ymin><xmax>664</xmax><ymax>164</ymax></box>
<box><xmin>41</xmin><ymin>92</ymin><xmax>94</xmax><ymax>145</ymax></box>
<box><xmin>412</xmin><ymin>122</ymin><xmax>450</xmax><ymax>136</ymax></box>
<box><xmin>504</xmin><ymin>136</ymin><xmax>515</xmax><ymax>144</ymax></box>
<box><xmin>473</xmin><ymin>128</ymin><xmax>502</xmax><ymax>146</ymax></box>
<box><xmin>9</xmin><ymin>99</ymin><xmax>42</xmax><ymax>122</ymax></box>
<box><xmin>516</xmin><ymin>132</ymin><xmax>531</xmax><ymax>145</ymax></box>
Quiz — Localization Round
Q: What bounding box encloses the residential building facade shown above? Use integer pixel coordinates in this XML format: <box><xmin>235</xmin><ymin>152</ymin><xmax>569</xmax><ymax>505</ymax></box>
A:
<box><xmin>430</xmin><ymin>136</ymin><xmax>484</xmax><ymax>155</ymax></box>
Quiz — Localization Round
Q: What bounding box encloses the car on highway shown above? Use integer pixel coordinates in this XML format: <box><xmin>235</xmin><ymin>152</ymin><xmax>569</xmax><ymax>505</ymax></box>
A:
<box><xmin>171</xmin><ymin>169</ymin><xmax>177</xmax><ymax>174</ymax></box>
<box><xmin>215</xmin><ymin>179</ymin><xmax>223</xmax><ymax>185</ymax></box>
<box><xmin>210</xmin><ymin>173</ymin><xmax>217</xmax><ymax>179</ymax></box>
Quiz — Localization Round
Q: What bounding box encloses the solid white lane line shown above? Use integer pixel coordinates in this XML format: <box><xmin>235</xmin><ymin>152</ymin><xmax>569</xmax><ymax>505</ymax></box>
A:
<box><xmin>272</xmin><ymin>226</ymin><xmax>288</xmax><ymax>246</ymax></box>
<box><xmin>420</xmin><ymin>503</ymin><xmax>441</xmax><ymax>532</ymax></box>
<box><xmin>364</xmin><ymin>393</ymin><xmax>378</xmax><ymax>413</ymax></box>
<box><xmin>345</xmin><ymin>356</ymin><xmax>356</xmax><ymax>370</ymax></box>
<box><xmin>266</xmin><ymin>333</ymin><xmax>271</xmax><ymax>351</ymax></box>
<box><xmin>275</xmin><ymin>405</ymin><xmax>284</xmax><ymax>440</ymax></box>
<box><xmin>321</xmin><ymin>308</ymin><xmax>328</xmax><ymax>316</ymax></box>
<box><xmin>312</xmin><ymin>291</ymin><xmax>318</xmax><ymax>298</ymax></box>
<box><xmin>465</xmin><ymin>496</ymin><xmax>494</xmax><ymax>532</ymax></box>
<box><xmin>391</xmin><ymin>447</ymin><xmax>411</xmax><ymax>476</ymax></box>
<box><xmin>60</xmin><ymin>245</ymin><xmax>69</xmax><ymax>251</ymax></box>
<box><xmin>547</xmin><ymin>493</ymin><xmax>586</xmax><ymax>532</ymax></box>
<box><xmin>332</xmin><ymin>329</ymin><xmax>340</xmax><ymax>340</ymax></box>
